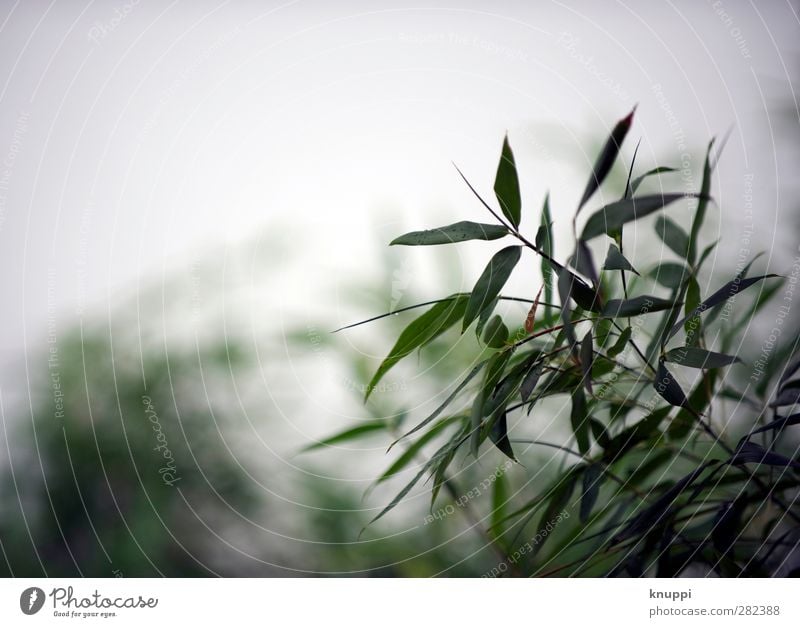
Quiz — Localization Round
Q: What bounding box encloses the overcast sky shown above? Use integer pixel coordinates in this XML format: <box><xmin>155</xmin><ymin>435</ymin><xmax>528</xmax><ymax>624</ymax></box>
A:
<box><xmin>0</xmin><ymin>0</ymin><xmax>797</xmax><ymax>395</ymax></box>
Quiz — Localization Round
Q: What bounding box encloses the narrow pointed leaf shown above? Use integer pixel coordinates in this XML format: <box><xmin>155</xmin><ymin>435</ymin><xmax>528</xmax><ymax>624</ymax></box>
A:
<box><xmin>483</xmin><ymin>315</ymin><xmax>509</xmax><ymax>348</ymax></box>
<box><xmin>581</xmin><ymin>193</ymin><xmax>702</xmax><ymax>240</ymax></box>
<box><xmin>607</xmin><ymin>327</ymin><xmax>631</xmax><ymax>358</ymax></box>
<box><xmin>666</xmin><ymin>274</ymin><xmax>781</xmax><ymax>342</ymax></box>
<box><xmin>747</xmin><ymin>412</ymin><xmax>800</xmax><ymax>437</ymax></box>
<box><xmin>577</xmin><ymin>107</ymin><xmax>635</xmax><ymax>213</ymax></box>
<box><xmin>538</xmin><ymin>194</ymin><xmax>555</xmax><ymax>322</ymax></box>
<box><xmin>728</xmin><ymin>441</ymin><xmax>800</xmax><ymax>469</ymax></box>
<box><xmin>300</xmin><ymin>420</ymin><xmax>389</xmax><ymax>452</ymax></box>
<box><xmin>494</xmin><ymin>135</ymin><xmax>521</xmax><ymax>228</ymax></box>
<box><xmin>600</xmin><ymin>296</ymin><xmax>679</xmax><ymax>318</ymax></box>
<box><xmin>463</xmin><ymin>246</ymin><xmax>522</xmax><ymax>330</ymax></box>
<box><xmin>390</xmin><ymin>221</ymin><xmax>509</xmax><ymax>246</ymax></box>
<box><xmin>378</xmin><ymin>416</ymin><xmax>463</xmax><ymax>483</ymax></box>
<box><xmin>580</xmin><ymin>329</ymin><xmax>594</xmax><ymax>394</ymax></box>
<box><xmin>571</xmin><ymin>387</ymin><xmax>590</xmax><ymax>455</ymax></box>
<box><xmin>688</xmin><ymin>140</ymin><xmax>714</xmax><ymax>265</ymax></box>
<box><xmin>654</xmin><ymin>360</ymin><xmax>688</xmax><ymax>408</ymax></box>
<box><xmin>573</xmin><ymin>240</ymin><xmax>599</xmax><ymax>286</ymax></box>
<box><xmin>603</xmin><ymin>244</ymin><xmax>639</xmax><ymax>275</ymax></box>
<box><xmin>629</xmin><ymin>166</ymin><xmax>678</xmax><ymax>196</ymax></box>
<box><xmin>367</xmin><ymin>295</ymin><xmax>468</xmax><ymax>400</ymax></box>
<box><xmin>392</xmin><ymin>362</ymin><xmax>485</xmax><ymax>445</ymax></box>
<box><xmin>664</xmin><ymin>347</ymin><xmax>741</xmax><ymax>369</ymax></box>
<box><xmin>648</xmin><ymin>262</ymin><xmax>689</xmax><ymax>290</ymax></box>
<box><xmin>489</xmin><ymin>411</ymin><xmax>516</xmax><ymax>460</ymax></box>
<box><xmin>580</xmin><ymin>463</ymin><xmax>603</xmax><ymax>523</ymax></box>
<box><xmin>520</xmin><ymin>362</ymin><xmax>543</xmax><ymax>403</ymax></box>
<box><xmin>655</xmin><ymin>215</ymin><xmax>690</xmax><ymax>258</ymax></box>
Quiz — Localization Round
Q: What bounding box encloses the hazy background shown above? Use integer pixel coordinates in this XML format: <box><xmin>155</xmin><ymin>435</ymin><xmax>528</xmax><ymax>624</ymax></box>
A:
<box><xmin>0</xmin><ymin>0</ymin><xmax>797</xmax><ymax>575</ymax></box>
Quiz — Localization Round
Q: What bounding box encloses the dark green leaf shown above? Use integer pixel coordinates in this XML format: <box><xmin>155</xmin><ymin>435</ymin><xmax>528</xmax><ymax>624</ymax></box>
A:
<box><xmin>378</xmin><ymin>416</ymin><xmax>463</xmax><ymax>483</ymax></box>
<box><xmin>571</xmin><ymin>387</ymin><xmax>590</xmax><ymax>455</ymax></box>
<box><xmin>581</xmin><ymin>193</ymin><xmax>702</xmax><ymax>240</ymax></box>
<box><xmin>577</xmin><ymin>107</ymin><xmax>635</xmax><ymax>212</ymax></box>
<box><xmin>393</xmin><ymin>362</ymin><xmax>485</xmax><ymax>445</ymax></box>
<box><xmin>489</xmin><ymin>411</ymin><xmax>516</xmax><ymax>461</ymax></box>
<box><xmin>683</xmin><ymin>275</ymin><xmax>702</xmax><ymax>346</ymax></box>
<box><xmin>728</xmin><ymin>441</ymin><xmax>800</xmax><ymax>469</ymax></box>
<box><xmin>600</xmin><ymin>296</ymin><xmax>679</xmax><ymax>318</ymax></box>
<box><xmin>613</xmin><ymin>462</ymin><xmax>717</xmax><ymax>543</ymax></box>
<box><xmin>607</xmin><ymin>327</ymin><xmax>631</xmax><ymax>358</ymax></box>
<box><xmin>648</xmin><ymin>262</ymin><xmax>690</xmax><ymax>290</ymax></box>
<box><xmin>580</xmin><ymin>464</ymin><xmax>603</xmax><ymax>523</ymax></box>
<box><xmin>630</xmin><ymin>166</ymin><xmax>678</xmax><ymax>196</ymax></box>
<box><xmin>483</xmin><ymin>315</ymin><xmax>509</xmax><ymax>348</ymax></box>
<box><xmin>573</xmin><ymin>240</ymin><xmax>599</xmax><ymax>286</ymax></box>
<box><xmin>747</xmin><ymin>412</ymin><xmax>800</xmax><ymax>437</ymax></box>
<box><xmin>670</xmin><ymin>370</ymin><xmax>716</xmax><ymax>439</ymax></box>
<box><xmin>602</xmin><ymin>406</ymin><xmax>670</xmax><ymax>462</ymax></box>
<box><xmin>520</xmin><ymin>362</ymin><xmax>543</xmax><ymax>402</ymax></box>
<box><xmin>654</xmin><ymin>360</ymin><xmax>688</xmax><ymax>408</ymax></box>
<box><xmin>555</xmin><ymin>263</ymin><xmax>602</xmax><ymax>313</ymax></box>
<box><xmin>390</xmin><ymin>221</ymin><xmax>509</xmax><ymax>246</ymax></box>
<box><xmin>494</xmin><ymin>135</ymin><xmax>521</xmax><ymax>228</ymax></box>
<box><xmin>666</xmin><ymin>274</ymin><xmax>781</xmax><ymax>343</ymax></box>
<box><xmin>367</xmin><ymin>295</ymin><xmax>468</xmax><ymax>400</ymax></box>
<box><xmin>538</xmin><ymin>194</ymin><xmax>555</xmax><ymax>322</ymax></box>
<box><xmin>655</xmin><ymin>215</ymin><xmax>690</xmax><ymax>258</ymax></box>
<box><xmin>580</xmin><ymin>329</ymin><xmax>594</xmax><ymax>394</ymax></box>
<box><xmin>770</xmin><ymin>382</ymin><xmax>800</xmax><ymax>408</ymax></box>
<box><xmin>463</xmin><ymin>246</ymin><xmax>523</xmax><ymax>331</ymax></box>
<box><xmin>688</xmin><ymin>140</ymin><xmax>714</xmax><ymax>265</ymax></box>
<box><xmin>664</xmin><ymin>347</ymin><xmax>741</xmax><ymax>369</ymax></box>
<box><xmin>603</xmin><ymin>244</ymin><xmax>639</xmax><ymax>275</ymax></box>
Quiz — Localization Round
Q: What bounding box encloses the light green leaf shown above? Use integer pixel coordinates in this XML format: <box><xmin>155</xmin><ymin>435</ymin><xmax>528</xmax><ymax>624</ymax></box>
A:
<box><xmin>300</xmin><ymin>420</ymin><xmax>389</xmax><ymax>452</ymax></box>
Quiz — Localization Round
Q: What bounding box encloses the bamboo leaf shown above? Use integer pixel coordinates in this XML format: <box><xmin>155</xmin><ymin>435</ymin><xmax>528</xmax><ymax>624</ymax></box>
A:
<box><xmin>494</xmin><ymin>135</ymin><xmax>522</xmax><ymax>228</ymax></box>
<box><xmin>390</xmin><ymin>221</ymin><xmax>509</xmax><ymax>246</ymax></box>
<box><xmin>463</xmin><ymin>246</ymin><xmax>523</xmax><ymax>331</ymax></box>
<box><xmin>603</xmin><ymin>244</ymin><xmax>639</xmax><ymax>275</ymax></box>
<box><xmin>629</xmin><ymin>166</ymin><xmax>678</xmax><ymax>196</ymax></box>
<box><xmin>664</xmin><ymin>347</ymin><xmax>741</xmax><ymax>369</ymax></box>
<box><xmin>600</xmin><ymin>296</ymin><xmax>679</xmax><ymax>318</ymax></box>
<box><xmin>607</xmin><ymin>327</ymin><xmax>631</xmax><ymax>358</ymax></box>
<box><xmin>300</xmin><ymin>420</ymin><xmax>390</xmax><ymax>452</ymax></box>
<box><xmin>367</xmin><ymin>295</ymin><xmax>468</xmax><ymax>400</ymax></box>
<box><xmin>580</xmin><ymin>464</ymin><xmax>603</xmax><ymax>523</ymax></box>
<box><xmin>581</xmin><ymin>193</ymin><xmax>702</xmax><ymax>240</ymax></box>
<box><xmin>666</xmin><ymin>274</ymin><xmax>781</xmax><ymax>343</ymax></box>
<box><xmin>571</xmin><ymin>387</ymin><xmax>590</xmax><ymax>455</ymax></box>
<box><xmin>483</xmin><ymin>315</ymin><xmax>509</xmax><ymax>348</ymax></box>
<box><xmin>392</xmin><ymin>362</ymin><xmax>486</xmax><ymax>445</ymax></box>
<box><xmin>577</xmin><ymin>107</ymin><xmax>635</xmax><ymax>213</ymax></box>
<box><xmin>654</xmin><ymin>360</ymin><xmax>688</xmax><ymax>408</ymax></box>
<box><xmin>655</xmin><ymin>215</ymin><xmax>690</xmax><ymax>258</ymax></box>
<box><xmin>688</xmin><ymin>140</ymin><xmax>714</xmax><ymax>265</ymax></box>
